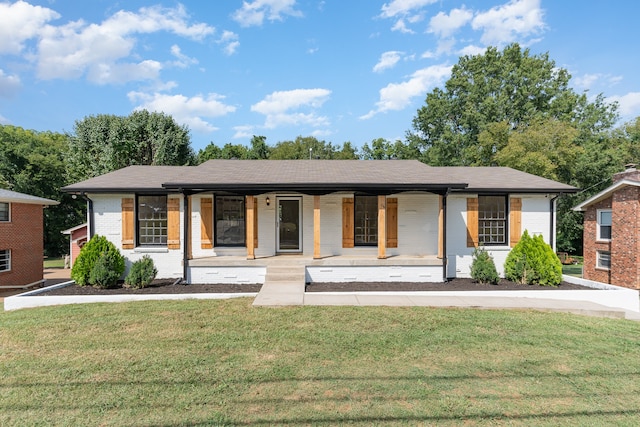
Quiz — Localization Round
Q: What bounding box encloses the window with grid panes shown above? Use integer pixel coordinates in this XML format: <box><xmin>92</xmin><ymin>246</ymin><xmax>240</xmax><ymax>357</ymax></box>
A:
<box><xmin>0</xmin><ymin>249</ymin><xmax>10</xmax><ymax>271</ymax></box>
<box><xmin>354</xmin><ymin>196</ymin><xmax>378</xmax><ymax>245</ymax></box>
<box><xmin>137</xmin><ymin>195</ymin><xmax>167</xmax><ymax>246</ymax></box>
<box><xmin>478</xmin><ymin>195</ymin><xmax>507</xmax><ymax>245</ymax></box>
<box><xmin>215</xmin><ymin>196</ymin><xmax>245</xmax><ymax>246</ymax></box>
<box><xmin>0</xmin><ymin>202</ymin><xmax>8</xmax><ymax>221</ymax></box>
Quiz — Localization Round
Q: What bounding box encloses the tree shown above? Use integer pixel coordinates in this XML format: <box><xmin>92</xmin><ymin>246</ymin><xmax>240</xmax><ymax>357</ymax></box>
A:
<box><xmin>0</xmin><ymin>125</ymin><xmax>84</xmax><ymax>256</ymax></box>
<box><xmin>408</xmin><ymin>43</ymin><xmax>615</xmax><ymax>166</ymax></box>
<box><xmin>67</xmin><ymin>110</ymin><xmax>195</xmax><ymax>182</ymax></box>
<box><xmin>360</xmin><ymin>138</ymin><xmax>420</xmax><ymax>160</ymax></box>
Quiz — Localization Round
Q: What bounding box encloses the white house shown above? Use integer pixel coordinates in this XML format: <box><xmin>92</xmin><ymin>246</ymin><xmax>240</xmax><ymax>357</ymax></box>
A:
<box><xmin>61</xmin><ymin>160</ymin><xmax>576</xmax><ymax>284</ymax></box>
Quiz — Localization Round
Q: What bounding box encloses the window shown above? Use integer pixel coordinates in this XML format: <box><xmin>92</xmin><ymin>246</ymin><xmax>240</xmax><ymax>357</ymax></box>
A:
<box><xmin>0</xmin><ymin>250</ymin><xmax>10</xmax><ymax>271</ymax></box>
<box><xmin>137</xmin><ymin>195</ymin><xmax>167</xmax><ymax>246</ymax></box>
<box><xmin>597</xmin><ymin>210</ymin><xmax>612</xmax><ymax>241</ymax></box>
<box><xmin>478</xmin><ymin>196</ymin><xmax>507</xmax><ymax>245</ymax></box>
<box><xmin>0</xmin><ymin>202</ymin><xmax>8</xmax><ymax>222</ymax></box>
<box><xmin>597</xmin><ymin>251</ymin><xmax>611</xmax><ymax>270</ymax></box>
<box><xmin>355</xmin><ymin>196</ymin><xmax>378</xmax><ymax>245</ymax></box>
<box><xmin>215</xmin><ymin>196</ymin><xmax>245</xmax><ymax>246</ymax></box>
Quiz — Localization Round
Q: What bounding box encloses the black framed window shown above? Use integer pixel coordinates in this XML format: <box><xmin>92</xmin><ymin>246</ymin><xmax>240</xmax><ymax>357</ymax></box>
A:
<box><xmin>215</xmin><ymin>196</ymin><xmax>245</xmax><ymax>246</ymax></box>
<box><xmin>0</xmin><ymin>249</ymin><xmax>10</xmax><ymax>271</ymax></box>
<box><xmin>355</xmin><ymin>195</ymin><xmax>378</xmax><ymax>246</ymax></box>
<box><xmin>0</xmin><ymin>202</ymin><xmax>9</xmax><ymax>222</ymax></box>
<box><xmin>597</xmin><ymin>210</ymin><xmax>612</xmax><ymax>241</ymax></box>
<box><xmin>137</xmin><ymin>195</ymin><xmax>167</xmax><ymax>246</ymax></box>
<box><xmin>478</xmin><ymin>195</ymin><xmax>507</xmax><ymax>245</ymax></box>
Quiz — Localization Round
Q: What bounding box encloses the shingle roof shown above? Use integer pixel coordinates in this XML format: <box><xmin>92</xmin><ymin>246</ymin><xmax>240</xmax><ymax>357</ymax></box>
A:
<box><xmin>61</xmin><ymin>160</ymin><xmax>577</xmax><ymax>194</ymax></box>
<box><xmin>0</xmin><ymin>188</ymin><xmax>59</xmax><ymax>205</ymax></box>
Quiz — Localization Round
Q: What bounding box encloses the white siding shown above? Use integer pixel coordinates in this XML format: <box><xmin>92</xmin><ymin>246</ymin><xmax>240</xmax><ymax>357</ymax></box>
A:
<box><xmin>446</xmin><ymin>193</ymin><xmax>553</xmax><ymax>278</ymax></box>
<box><xmin>89</xmin><ymin>193</ymin><xmax>184</xmax><ymax>279</ymax></box>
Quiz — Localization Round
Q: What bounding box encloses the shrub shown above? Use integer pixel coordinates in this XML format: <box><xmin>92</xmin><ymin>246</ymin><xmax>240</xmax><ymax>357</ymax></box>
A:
<box><xmin>504</xmin><ymin>230</ymin><xmax>562</xmax><ymax>287</ymax></box>
<box><xmin>89</xmin><ymin>250</ymin><xmax>125</xmax><ymax>289</ymax></box>
<box><xmin>125</xmin><ymin>255</ymin><xmax>158</xmax><ymax>289</ymax></box>
<box><xmin>470</xmin><ymin>246</ymin><xmax>499</xmax><ymax>285</ymax></box>
<box><xmin>71</xmin><ymin>235</ymin><xmax>125</xmax><ymax>287</ymax></box>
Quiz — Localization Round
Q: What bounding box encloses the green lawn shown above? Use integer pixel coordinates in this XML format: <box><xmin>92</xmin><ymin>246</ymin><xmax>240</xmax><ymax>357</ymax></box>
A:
<box><xmin>562</xmin><ymin>263</ymin><xmax>583</xmax><ymax>277</ymax></box>
<box><xmin>2</xmin><ymin>299</ymin><xmax>640</xmax><ymax>426</ymax></box>
<box><xmin>43</xmin><ymin>257</ymin><xmax>65</xmax><ymax>269</ymax></box>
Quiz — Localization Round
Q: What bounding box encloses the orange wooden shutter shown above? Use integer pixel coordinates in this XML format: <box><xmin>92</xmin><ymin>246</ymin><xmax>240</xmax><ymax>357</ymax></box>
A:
<box><xmin>253</xmin><ymin>197</ymin><xmax>258</xmax><ymax>249</ymax></box>
<box><xmin>438</xmin><ymin>196</ymin><xmax>444</xmax><ymax>258</ymax></box>
<box><xmin>510</xmin><ymin>197</ymin><xmax>522</xmax><ymax>247</ymax></box>
<box><xmin>121</xmin><ymin>198</ymin><xmax>134</xmax><ymax>249</ymax></box>
<box><xmin>342</xmin><ymin>197</ymin><xmax>354</xmax><ymax>248</ymax></box>
<box><xmin>386</xmin><ymin>197</ymin><xmax>398</xmax><ymax>248</ymax></box>
<box><xmin>467</xmin><ymin>198</ymin><xmax>479</xmax><ymax>248</ymax></box>
<box><xmin>167</xmin><ymin>197</ymin><xmax>180</xmax><ymax>249</ymax></box>
<box><xmin>200</xmin><ymin>198</ymin><xmax>213</xmax><ymax>249</ymax></box>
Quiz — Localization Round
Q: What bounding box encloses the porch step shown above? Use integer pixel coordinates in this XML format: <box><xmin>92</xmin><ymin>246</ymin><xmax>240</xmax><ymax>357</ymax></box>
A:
<box><xmin>253</xmin><ymin>265</ymin><xmax>306</xmax><ymax>306</ymax></box>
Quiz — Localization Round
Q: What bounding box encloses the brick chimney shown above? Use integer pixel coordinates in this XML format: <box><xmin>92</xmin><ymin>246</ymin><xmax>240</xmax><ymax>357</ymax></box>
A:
<box><xmin>613</xmin><ymin>164</ymin><xmax>640</xmax><ymax>183</ymax></box>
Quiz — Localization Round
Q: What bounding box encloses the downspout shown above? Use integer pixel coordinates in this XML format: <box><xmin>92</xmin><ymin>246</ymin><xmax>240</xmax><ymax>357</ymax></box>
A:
<box><xmin>442</xmin><ymin>189</ymin><xmax>449</xmax><ymax>281</ymax></box>
<box><xmin>549</xmin><ymin>193</ymin><xmax>562</xmax><ymax>252</ymax></box>
<box><xmin>80</xmin><ymin>192</ymin><xmax>94</xmax><ymax>238</ymax></box>
<box><xmin>182</xmin><ymin>191</ymin><xmax>189</xmax><ymax>285</ymax></box>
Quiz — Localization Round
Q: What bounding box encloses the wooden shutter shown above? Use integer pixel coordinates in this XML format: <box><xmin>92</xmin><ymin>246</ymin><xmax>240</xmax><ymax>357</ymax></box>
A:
<box><xmin>253</xmin><ymin>197</ymin><xmax>258</xmax><ymax>249</ymax></box>
<box><xmin>167</xmin><ymin>198</ymin><xmax>180</xmax><ymax>250</ymax></box>
<box><xmin>200</xmin><ymin>198</ymin><xmax>213</xmax><ymax>249</ymax></box>
<box><xmin>122</xmin><ymin>198</ymin><xmax>134</xmax><ymax>249</ymax></box>
<box><xmin>386</xmin><ymin>197</ymin><xmax>398</xmax><ymax>248</ymax></box>
<box><xmin>510</xmin><ymin>197</ymin><xmax>522</xmax><ymax>248</ymax></box>
<box><xmin>438</xmin><ymin>196</ymin><xmax>444</xmax><ymax>258</ymax></box>
<box><xmin>467</xmin><ymin>198</ymin><xmax>479</xmax><ymax>248</ymax></box>
<box><xmin>342</xmin><ymin>197</ymin><xmax>354</xmax><ymax>248</ymax></box>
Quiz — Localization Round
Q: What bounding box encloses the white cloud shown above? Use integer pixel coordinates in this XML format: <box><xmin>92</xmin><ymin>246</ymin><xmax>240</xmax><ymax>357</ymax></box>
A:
<box><xmin>36</xmin><ymin>4</ymin><xmax>214</xmax><ymax>84</ymax></box>
<box><xmin>574</xmin><ymin>73</ymin><xmax>601</xmax><ymax>90</ymax></box>
<box><xmin>458</xmin><ymin>44</ymin><xmax>486</xmax><ymax>56</ymax></box>
<box><xmin>391</xmin><ymin>19</ymin><xmax>414</xmax><ymax>34</ymax></box>
<box><xmin>170</xmin><ymin>45</ymin><xmax>199</xmax><ymax>68</ymax></box>
<box><xmin>218</xmin><ymin>31</ymin><xmax>240</xmax><ymax>56</ymax></box>
<box><xmin>232</xmin><ymin>0</ymin><xmax>303</xmax><ymax>27</ymax></box>
<box><xmin>360</xmin><ymin>64</ymin><xmax>452</xmax><ymax>119</ymax></box>
<box><xmin>233</xmin><ymin>125</ymin><xmax>255</xmax><ymax>139</ymax></box>
<box><xmin>251</xmin><ymin>88</ymin><xmax>331</xmax><ymax>129</ymax></box>
<box><xmin>373</xmin><ymin>51</ymin><xmax>403</xmax><ymax>73</ymax></box>
<box><xmin>609</xmin><ymin>92</ymin><xmax>640</xmax><ymax>118</ymax></box>
<box><xmin>472</xmin><ymin>0</ymin><xmax>545</xmax><ymax>46</ymax></box>
<box><xmin>0</xmin><ymin>69</ymin><xmax>21</xmax><ymax>97</ymax></box>
<box><xmin>380</xmin><ymin>0</ymin><xmax>437</xmax><ymax>19</ymax></box>
<box><xmin>128</xmin><ymin>91</ymin><xmax>236</xmax><ymax>132</ymax></box>
<box><xmin>0</xmin><ymin>0</ymin><xmax>59</xmax><ymax>55</ymax></box>
<box><xmin>428</xmin><ymin>7</ymin><xmax>473</xmax><ymax>38</ymax></box>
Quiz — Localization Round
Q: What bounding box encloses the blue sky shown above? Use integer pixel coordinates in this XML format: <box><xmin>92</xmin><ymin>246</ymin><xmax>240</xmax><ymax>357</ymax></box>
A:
<box><xmin>1</xmin><ymin>0</ymin><xmax>639</xmax><ymax>152</ymax></box>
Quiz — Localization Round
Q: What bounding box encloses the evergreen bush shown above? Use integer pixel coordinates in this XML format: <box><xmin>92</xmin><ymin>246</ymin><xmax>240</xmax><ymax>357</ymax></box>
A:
<box><xmin>470</xmin><ymin>246</ymin><xmax>499</xmax><ymax>285</ymax></box>
<box><xmin>71</xmin><ymin>235</ymin><xmax>125</xmax><ymax>287</ymax></box>
<box><xmin>89</xmin><ymin>250</ymin><xmax>125</xmax><ymax>289</ymax></box>
<box><xmin>504</xmin><ymin>230</ymin><xmax>562</xmax><ymax>286</ymax></box>
<box><xmin>125</xmin><ymin>255</ymin><xmax>158</xmax><ymax>289</ymax></box>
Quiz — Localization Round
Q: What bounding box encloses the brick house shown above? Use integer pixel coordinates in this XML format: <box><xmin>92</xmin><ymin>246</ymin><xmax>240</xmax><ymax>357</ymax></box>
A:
<box><xmin>62</xmin><ymin>160</ymin><xmax>576</xmax><ymax>284</ymax></box>
<box><xmin>0</xmin><ymin>189</ymin><xmax>58</xmax><ymax>288</ymax></box>
<box><xmin>574</xmin><ymin>165</ymin><xmax>640</xmax><ymax>289</ymax></box>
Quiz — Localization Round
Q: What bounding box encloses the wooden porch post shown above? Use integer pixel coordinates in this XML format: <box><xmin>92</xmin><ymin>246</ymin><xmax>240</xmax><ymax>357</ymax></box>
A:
<box><xmin>314</xmin><ymin>195</ymin><xmax>321</xmax><ymax>259</ymax></box>
<box><xmin>438</xmin><ymin>195</ymin><xmax>444</xmax><ymax>259</ymax></box>
<box><xmin>246</xmin><ymin>195</ymin><xmax>255</xmax><ymax>260</ymax></box>
<box><xmin>377</xmin><ymin>195</ymin><xmax>386</xmax><ymax>259</ymax></box>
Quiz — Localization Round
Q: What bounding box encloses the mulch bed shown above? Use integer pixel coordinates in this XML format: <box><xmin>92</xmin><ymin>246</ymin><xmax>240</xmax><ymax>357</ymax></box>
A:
<box><xmin>35</xmin><ymin>277</ymin><xmax>594</xmax><ymax>296</ymax></box>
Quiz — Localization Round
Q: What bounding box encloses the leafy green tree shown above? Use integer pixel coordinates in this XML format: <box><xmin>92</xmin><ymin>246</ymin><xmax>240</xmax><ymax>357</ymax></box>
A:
<box><xmin>0</xmin><ymin>125</ymin><xmax>84</xmax><ymax>256</ymax></box>
<box><xmin>67</xmin><ymin>110</ymin><xmax>195</xmax><ymax>182</ymax></box>
<box><xmin>360</xmin><ymin>138</ymin><xmax>420</xmax><ymax>160</ymax></box>
<box><xmin>409</xmin><ymin>43</ymin><xmax>615</xmax><ymax>166</ymax></box>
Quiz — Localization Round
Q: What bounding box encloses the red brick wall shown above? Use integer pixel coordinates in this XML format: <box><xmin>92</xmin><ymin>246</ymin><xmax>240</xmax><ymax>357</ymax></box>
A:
<box><xmin>611</xmin><ymin>186</ymin><xmax>640</xmax><ymax>289</ymax></box>
<box><xmin>0</xmin><ymin>203</ymin><xmax>45</xmax><ymax>287</ymax></box>
<box><xmin>583</xmin><ymin>197</ymin><xmax>612</xmax><ymax>284</ymax></box>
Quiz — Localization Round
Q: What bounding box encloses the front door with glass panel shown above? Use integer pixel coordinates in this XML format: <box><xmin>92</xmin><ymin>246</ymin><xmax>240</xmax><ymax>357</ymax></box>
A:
<box><xmin>277</xmin><ymin>197</ymin><xmax>302</xmax><ymax>252</ymax></box>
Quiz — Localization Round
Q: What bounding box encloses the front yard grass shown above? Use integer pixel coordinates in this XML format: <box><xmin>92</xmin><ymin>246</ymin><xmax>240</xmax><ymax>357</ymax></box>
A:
<box><xmin>2</xmin><ymin>299</ymin><xmax>640</xmax><ymax>425</ymax></box>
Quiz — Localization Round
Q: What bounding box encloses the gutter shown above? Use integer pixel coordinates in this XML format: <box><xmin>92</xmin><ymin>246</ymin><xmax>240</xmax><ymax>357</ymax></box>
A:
<box><xmin>182</xmin><ymin>191</ymin><xmax>190</xmax><ymax>284</ymax></box>
<box><xmin>77</xmin><ymin>193</ymin><xmax>94</xmax><ymax>238</ymax></box>
<box><xmin>549</xmin><ymin>193</ymin><xmax>562</xmax><ymax>252</ymax></box>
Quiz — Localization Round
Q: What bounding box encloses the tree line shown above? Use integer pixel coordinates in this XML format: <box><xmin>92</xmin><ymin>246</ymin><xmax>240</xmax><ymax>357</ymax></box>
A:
<box><xmin>1</xmin><ymin>43</ymin><xmax>638</xmax><ymax>256</ymax></box>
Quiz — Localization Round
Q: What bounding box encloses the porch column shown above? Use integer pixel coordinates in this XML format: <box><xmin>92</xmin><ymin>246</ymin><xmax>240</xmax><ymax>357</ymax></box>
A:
<box><xmin>246</xmin><ymin>195</ymin><xmax>255</xmax><ymax>260</ymax></box>
<box><xmin>438</xmin><ymin>196</ymin><xmax>444</xmax><ymax>259</ymax></box>
<box><xmin>377</xmin><ymin>195</ymin><xmax>387</xmax><ymax>259</ymax></box>
<box><xmin>313</xmin><ymin>195</ymin><xmax>321</xmax><ymax>259</ymax></box>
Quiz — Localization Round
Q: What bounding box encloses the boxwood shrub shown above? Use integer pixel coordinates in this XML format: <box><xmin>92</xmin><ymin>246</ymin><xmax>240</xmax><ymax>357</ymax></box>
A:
<box><xmin>470</xmin><ymin>246</ymin><xmax>499</xmax><ymax>285</ymax></box>
<box><xmin>125</xmin><ymin>255</ymin><xmax>158</xmax><ymax>289</ymax></box>
<box><xmin>71</xmin><ymin>235</ymin><xmax>125</xmax><ymax>287</ymax></box>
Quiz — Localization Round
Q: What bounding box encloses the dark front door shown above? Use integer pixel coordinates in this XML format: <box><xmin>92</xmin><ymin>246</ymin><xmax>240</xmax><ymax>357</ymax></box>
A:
<box><xmin>277</xmin><ymin>197</ymin><xmax>301</xmax><ymax>252</ymax></box>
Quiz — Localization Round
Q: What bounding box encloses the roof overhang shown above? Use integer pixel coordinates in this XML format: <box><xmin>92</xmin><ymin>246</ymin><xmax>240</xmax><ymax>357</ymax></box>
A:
<box><xmin>573</xmin><ymin>179</ymin><xmax>640</xmax><ymax>211</ymax></box>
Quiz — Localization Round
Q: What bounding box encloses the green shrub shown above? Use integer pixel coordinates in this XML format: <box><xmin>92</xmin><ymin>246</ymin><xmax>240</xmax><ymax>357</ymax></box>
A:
<box><xmin>504</xmin><ymin>230</ymin><xmax>563</xmax><ymax>286</ymax></box>
<box><xmin>71</xmin><ymin>235</ymin><xmax>125</xmax><ymax>287</ymax></box>
<box><xmin>125</xmin><ymin>255</ymin><xmax>158</xmax><ymax>289</ymax></box>
<box><xmin>89</xmin><ymin>250</ymin><xmax>125</xmax><ymax>289</ymax></box>
<box><xmin>470</xmin><ymin>246</ymin><xmax>499</xmax><ymax>285</ymax></box>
